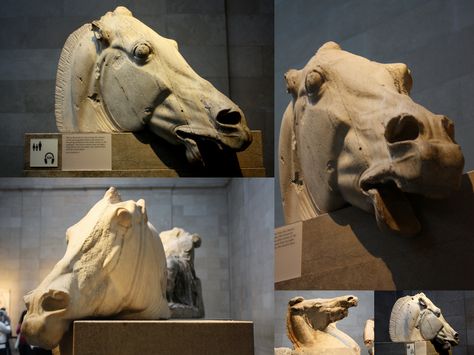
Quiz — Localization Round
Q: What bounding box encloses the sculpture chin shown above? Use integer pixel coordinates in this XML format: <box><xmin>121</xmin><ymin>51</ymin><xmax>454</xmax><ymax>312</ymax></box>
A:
<box><xmin>175</xmin><ymin>126</ymin><xmax>252</xmax><ymax>164</ymax></box>
<box><xmin>360</xmin><ymin>179</ymin><xmax>421</xmax><ymax>237</ymax></box>
<box><xmin>21</xmin><ymin>315</ymin><xmax>69</xmax><ymax>350</ymax></box>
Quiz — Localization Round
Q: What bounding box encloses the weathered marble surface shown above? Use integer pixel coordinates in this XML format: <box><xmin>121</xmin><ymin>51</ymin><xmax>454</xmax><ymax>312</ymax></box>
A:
<box><xmin>55</xmin><ymin>6</ymin><xmax>252</xmax><ymax>165</ymax></box>
<box><xmin>389</xmin><ymin>293</ymin><xmax>459</xmax><ymax>351</ymax></box>
<box><xmin>21</xmin><ymin>187</ymin><xmax>170</xmax><ymax>349</ymax></box>
<box><xmin>275</xmin><ymin>295</ymin><xmax>360</xmax><ymax>355</ymax></box>
<box><xmin>363</xmin><ymin>319</ymin><xmax>374</xmax><ymax>355</ymax></box>
<box><xmin>279</xmin><ymin>41</ymin><xmax>464</xmax><ymax>236</ymax></box>
<box><xmin>160</xmin><ymin>227</ymin><xmax>204</xmax><ymax>318</ymax></box>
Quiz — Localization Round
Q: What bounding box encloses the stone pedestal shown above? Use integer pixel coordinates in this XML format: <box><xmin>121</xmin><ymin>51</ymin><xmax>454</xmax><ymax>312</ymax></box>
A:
<box><xmin>24</xmin><ymin>131</ymin><xmax>265</xmax><ymax>177</ymax></box>
<box><xmin>275</xmin><ymin>171</ymin><xmax>474</xmax><ymax>290</ymax></box>
<box><xmin>374</xmin><ymin>341</ymin><xmax>446</xmax><ymax>355</ymax></box>
<box><xmin>67</xmin><ymin>320</ymin><xmax>254</xmax><ymax>355</ymax></box>
<box><xmin>275</xmin><ymin>347</ymin><xmax>358</xmax><ymax>355</ymax></box>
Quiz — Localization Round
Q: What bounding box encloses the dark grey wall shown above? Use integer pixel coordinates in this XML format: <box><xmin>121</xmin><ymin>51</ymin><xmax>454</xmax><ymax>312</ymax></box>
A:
<box><xmin>0</xmin><ymin>0</ymin><xmax>273</xmax><ymax>176</ymax></box>
<box><xmin>275</xmin><ymin>0</ymin><xmax>474</xmax><ymax>226</ymax></box>
<box><xmin>227</xmin><ymin>0</ymin><xmax>274</xmax><ymax>176</ymax></box>
<box><xmin>228</xmin><ymin>178</ymin><xmax>274</xmax><ymax>355</ymax></box>
<box><xmin>375</xmin><ymin>291</ymin><xmax>474</xmax><ymax>355</ymax></box>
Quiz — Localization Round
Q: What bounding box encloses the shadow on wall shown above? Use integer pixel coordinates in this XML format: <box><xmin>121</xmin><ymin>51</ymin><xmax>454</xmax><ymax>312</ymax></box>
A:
<box><xmin>329</xmin><ymin>174</ymin><xmax>474</xmax><ymax>289</ymax></box>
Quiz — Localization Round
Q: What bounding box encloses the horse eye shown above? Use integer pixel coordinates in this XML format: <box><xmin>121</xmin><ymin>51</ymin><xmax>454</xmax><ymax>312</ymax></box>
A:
<box><xmin>305</xmin><ymin>70</ymin><xmax>323</xmax><ymax>97</ymax></box>
<box><xmin>133</xmin><ymin>43</ymin><xmax>152</xmax><ymax>61</ymax></box>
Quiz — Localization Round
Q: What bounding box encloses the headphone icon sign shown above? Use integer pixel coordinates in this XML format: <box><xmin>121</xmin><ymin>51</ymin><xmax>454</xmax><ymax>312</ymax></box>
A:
<box><xmin>44</xmin><ymin>152</ymin><xmax>55</xmax><ymax>164</ymax></box>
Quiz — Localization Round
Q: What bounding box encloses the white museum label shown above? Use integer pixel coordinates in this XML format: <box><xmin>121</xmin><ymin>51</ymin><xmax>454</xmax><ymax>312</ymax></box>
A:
<box><xmin>62</xmin><ymin>134</ymin><xmax>112</xmax><ymax>171</ymax></box>
<box><xmin>274</xmin><ymin>222</ymin><xmax>302</xmax><ymax>283</ymax></box>
<box><xmin>30</xmin><ymin>138</ymin><xmax>58</xmax><ymax>167</ymax></box>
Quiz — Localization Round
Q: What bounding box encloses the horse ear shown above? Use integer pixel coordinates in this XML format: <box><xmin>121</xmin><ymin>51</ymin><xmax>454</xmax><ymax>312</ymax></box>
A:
<box><xmin>91</xmin><ymin>20</ymin><xmax>110</xmax><ymax>46</ymax></box>
<box><xmin>289</xmin><ymin>296</ymin><xmax>304</xmax><ymax>306</ymax></box>
<box><xmin>136</xmin><ymin>199</ymin><xmax>148</xmax><ymax>223</ymax></box>
<box><xmin>284</xmin><ymin>69</ymin><xmax>300</xmax><ymax>97</ymax></box>
<box><xmin>319</xmin><ymin>41</ymin><xmax>341</xmax><ymax>51</ymax></box>
<box><xmin>116</xmin><ymin>208</ymin><xmax>132</xmax><ymax>228</ymax></box>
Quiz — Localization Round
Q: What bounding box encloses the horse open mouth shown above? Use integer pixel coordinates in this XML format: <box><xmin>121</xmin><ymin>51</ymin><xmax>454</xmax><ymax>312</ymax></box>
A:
<box><xmin>175</xmin><ymin>126</ymin><xmax>229</xmax><ymax>164</ymax></box>
<box><xmin>360</xmin><ymin>177</ymin><xmax>421</xmax><ymax>236</ymax></box>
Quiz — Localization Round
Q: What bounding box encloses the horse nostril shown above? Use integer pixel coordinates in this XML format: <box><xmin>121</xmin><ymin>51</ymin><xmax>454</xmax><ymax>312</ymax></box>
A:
<box><xmin>41</xmin><ymin>290</ymin><xmax>70</xmax><ymax>312</ymax></box>
<box><xmin>385</xmin><ymin>115</ymin><xmax>420</xmax><ymax>143</ymax></box>
<box><xmin>216</xmin><ymin>109</ymin><xmax>242</xmax><ymax>126</ymax></box>
<box><xmin>454</xmin><ymin>332</ymin><xmax>459</xmax><ymax>340</ymax></box>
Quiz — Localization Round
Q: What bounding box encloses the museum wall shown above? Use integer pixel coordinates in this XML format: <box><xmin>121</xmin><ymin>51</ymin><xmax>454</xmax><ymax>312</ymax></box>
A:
<box><xmin>0</xmin><ymin>178</ymin><xmax>231</xmax><ymax>331</ymax></box>
<box><xmin>228</xmin><ymin>178</ymin><xmax>274</xmax><ymax>355</ymax></box>
<box><xmin>274</xmin><ymin>290</ymin><xmax>374</xmax><ymax>352</ymax></box>
<box><xmin>0</xmin><ymin>0</ymin><xmax>274</xmax><ymax>176</ymax></box>
<box><xmin>274</xmin><ymin>0</ymin><xmax>474</xmax><ymax>226</ymax></box>
<box><xmin>375</xmin><ymin>291</ymin><xmax>474</xmax><ymax>354</ymax></box>
<box><xmin>226</xmin><ymin>0</ymin><xmax>274</xmax><ymax>176</ymax></box>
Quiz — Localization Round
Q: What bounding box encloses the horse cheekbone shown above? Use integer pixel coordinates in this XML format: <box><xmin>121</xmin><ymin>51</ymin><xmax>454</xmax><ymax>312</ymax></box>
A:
<box><xmin>55</xmin><ymin>6</ymin><xmax>252</xmax><ymax>164</ymax></box>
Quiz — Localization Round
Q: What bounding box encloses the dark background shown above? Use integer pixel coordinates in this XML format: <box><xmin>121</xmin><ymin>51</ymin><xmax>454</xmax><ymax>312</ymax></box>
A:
<box><xmin>0</xmin><ymin>0</ymin><xmax>274</xmax><ymax>176</ymax></box>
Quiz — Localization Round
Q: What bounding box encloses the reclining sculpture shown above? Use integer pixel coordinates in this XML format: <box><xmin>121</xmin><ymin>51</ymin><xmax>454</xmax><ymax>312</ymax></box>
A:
<box><xmin>160</xmin><ymin>227</ymin><xmax>204</xmax><ymax>318</ymax></box>
<box><xmin>389</xmin><ymin>293</ymin><xmax>459</xmax><ymax>352</ymax></box>
<box><xmin>21</xmin><ymin>188</ymin><xmax>170</xmax><ymax>349</ymax></box>
<box><xmin>279</xmin><ymin>41</ymin><xmax>464</xmax><ymax>236</ymax></box>
<box><xmin>55</xmin><ymin>6</ymin><xmax>252</xmax><ymax>165</ymax></box>
<box><xmin>275</xmin><ymin>295</ymin><xmax>360</xmax><ymax>355</ymax></box>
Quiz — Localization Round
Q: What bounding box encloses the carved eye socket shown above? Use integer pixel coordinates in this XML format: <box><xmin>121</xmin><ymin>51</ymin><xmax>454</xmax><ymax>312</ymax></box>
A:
<box><xmin>305</xmin><ymin>70</ymin><xmax>323</xmax><ymax>96</ymax></box>
<box><xmin>133</xmin><ymin>43</ymin><xmax>152</xmax><ymax>61</ymax></box>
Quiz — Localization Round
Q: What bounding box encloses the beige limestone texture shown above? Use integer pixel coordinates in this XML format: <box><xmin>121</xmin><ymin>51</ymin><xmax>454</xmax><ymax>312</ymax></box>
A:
<box><xmin>21</xmin><ymin>187</ymin><xmax>170</xmax><ymax>350</ymax></box>
<box><xmin>276</xmin><ymin>295</ymin><xmax>360</xmax><ymax>355</ymax></box>
<box><xmin>55</xmin><ymin>6</ymin><xmax>252</xmax><ymax>165</ymax></box>
<box><xmin>389</xmin><ymin>293</ymin><xmax>459</xmax><ymax>351</ymax></box>
<box><xmin>279</xmin><ymin>41</ymin><xmax>464</xmax><ymax>236</ymax></box>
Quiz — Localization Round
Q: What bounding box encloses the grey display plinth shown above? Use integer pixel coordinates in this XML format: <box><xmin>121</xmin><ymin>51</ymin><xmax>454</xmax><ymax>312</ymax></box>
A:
<box><xmin>375</xmin><ymin>341</ymin><xmax>444</xmax><ymax>355</ymax></box>
<box><xmin>24</xmin><ymin>131</ymin><xmax>265</xmax><ymax>177</ymax></box>
<box><xmin>275</xmin><ymin>171</ymin><xmax>474</xmax><ymax>290</ymax></box>
<box><xmin>66</xmin><ymin>320</ymin><xmax>254</xmax><ymax>355</ymax></box>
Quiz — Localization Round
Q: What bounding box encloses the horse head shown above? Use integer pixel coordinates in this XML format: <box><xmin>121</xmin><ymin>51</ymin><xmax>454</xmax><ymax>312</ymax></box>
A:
<box><xmin>279</xmin><ymin>41</ymin><xmax>464</xmax><ymax>236</ymax></box>
<box><xmin>286</xmin><ymin>295</ymin><xmax>359</xmax><ymax>353</ymax></box>
<box><xmin>56</xmin><ymin>6</ymin><xmax>252</xmax><ymax>164</ymax></box>
<box><xmin>390</xmin><ymin>293</ymin><xmax>459</xmax><ymax>350</ymax></box>
<box><xmin>21</xmin><ymin>187</ymin><xmax>169</xmax><ymax>349</ymax></box>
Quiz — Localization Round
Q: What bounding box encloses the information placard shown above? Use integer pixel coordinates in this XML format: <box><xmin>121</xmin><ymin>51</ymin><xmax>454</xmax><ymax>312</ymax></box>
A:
<box><xmin>62</xmin><ymin>134</ymin><xmax>112</xmax><ymax>171</ymax></box>
<box><xmin>30</xmin><ymin>138</ymin><xmax>58</xmax><ymax>167</ymax></box>
<box><xmin>274</xmin><ymin>222</ymin><xmax>302</xmax><ymax>283</ymax></box>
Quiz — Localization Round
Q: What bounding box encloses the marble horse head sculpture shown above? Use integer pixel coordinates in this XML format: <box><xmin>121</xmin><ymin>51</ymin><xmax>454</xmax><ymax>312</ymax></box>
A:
<box><xmin>55</xmin><ymin>6</ymin><xmax>252</xmax><ymax>164</ymax></box>
<box><xmin>280</xmin><ymin>41</ymin><xmax>464</xmax><ymax>236</ymax></box>
<box><xmin>389</xmin><ymin>293</ymin><xmax>459</xmax><ymax>351</ymax></box>
<box><xmin>21</xmin><ymin>188</ymin><xmax>170</xmax><ymax>349</ymax></box>
<box><xmin>285</xmin><ymin>295</ymin><xmax>360</xmax><ymax>354</ymax></box>
<box><xmin>159</xmin><ymin>227</ymin><xmax>204</xmax><ymax>318</ymax></box>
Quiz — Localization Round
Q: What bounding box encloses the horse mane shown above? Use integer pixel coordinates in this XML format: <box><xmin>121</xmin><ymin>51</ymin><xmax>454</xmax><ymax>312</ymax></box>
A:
<box><xmin>55</xmin><ymin>23</ymin><xmax>92</xmax><ymax>132</ymax></box>
<box><xmin>389</xmin><ymin>296</ymin><xmax>410</xmax><ymax>341</ymax></box>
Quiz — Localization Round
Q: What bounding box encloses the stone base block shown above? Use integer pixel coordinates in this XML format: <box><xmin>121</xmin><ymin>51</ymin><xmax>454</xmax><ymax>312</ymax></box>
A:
<box><xmin>275</xmin><ymin>347</ymin><xmax>358</xmax><ymax>355</ymax></box>
<box><xmin>375</xmin><ymin>341</ymin><xmax>445</xmax><ymax>355</ymax></box>
<box><xmin>70</xmin><ymin>320</ymin><xmax>254</xmax><ymax>355</ymax></box>
<box><xmin>24</xmin><ymin>131</ymin><xmax>265</xmax><ymax>177</ymax></box>
<box><xmin>275</xmin><ymin>171</ymin><xmax>474</xmax><ymax>290</ymax></box>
